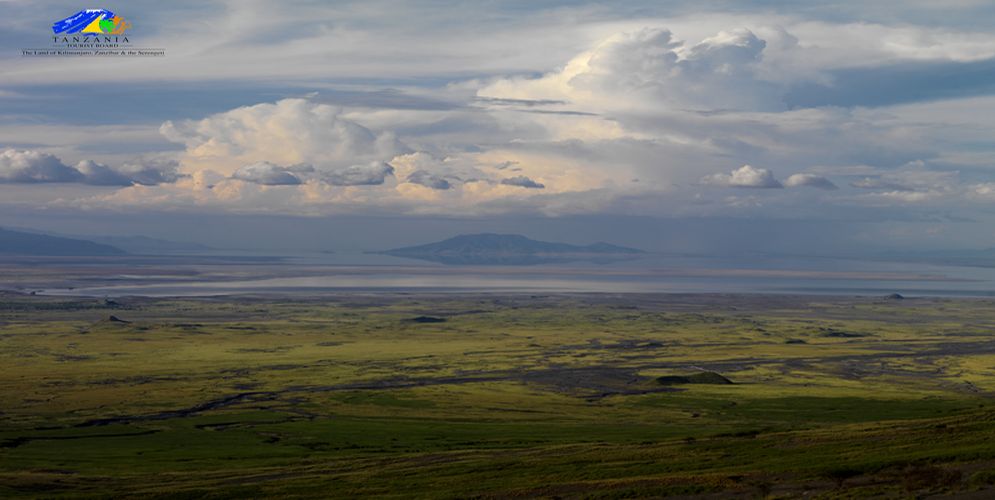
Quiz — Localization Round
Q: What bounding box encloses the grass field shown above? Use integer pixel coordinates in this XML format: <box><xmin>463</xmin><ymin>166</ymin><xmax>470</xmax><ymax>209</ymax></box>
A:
<box><xmin>2</xmin><ymin>292</ymin><xmax>995</xmax><ymax>498</ymax></box>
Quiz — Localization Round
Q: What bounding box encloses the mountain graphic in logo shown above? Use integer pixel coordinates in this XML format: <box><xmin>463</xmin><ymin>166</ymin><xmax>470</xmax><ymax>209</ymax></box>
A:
<box><xmin>52</xmin><ymin>9</ymin><xmax>130</xmax><ymax>35</ymax></box>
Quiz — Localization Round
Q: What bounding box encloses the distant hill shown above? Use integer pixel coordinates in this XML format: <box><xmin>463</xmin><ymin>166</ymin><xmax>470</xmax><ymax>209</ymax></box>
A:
<box><xmin>87</xmin><ymin>235</ymin><xmax>213</xmax><ymax>255</ymax></box>
<box><xmin>0</xmin><ymin>228</ymin><xmax>126</xmax><ymax>256</ymax></box>
<box><xmin>3</xmin><ymin>227</ymin><xmax>214</xmax><ymax>255</ymax></box>
<box><xmin>379</xmin><ymin>233</ymin><xmax>644</xmax><ymax>265</ymax></box>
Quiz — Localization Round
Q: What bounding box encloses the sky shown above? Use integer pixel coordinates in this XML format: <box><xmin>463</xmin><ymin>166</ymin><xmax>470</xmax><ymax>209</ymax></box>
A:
<box><xmin>2</xmin><ymin>0</ymin><xmax>995</xmax><ymax>253</ymax></box>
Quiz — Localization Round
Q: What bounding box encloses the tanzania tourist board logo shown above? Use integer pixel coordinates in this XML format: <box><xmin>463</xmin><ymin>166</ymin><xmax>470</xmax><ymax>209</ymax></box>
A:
<box><xmin>20</xmin><ymin>9</ymin><xmax>164</xmax><ymax>57</ymax></box>
<box><xmin>52</xmin><ymin>9</ymin><xmax>131</xmax><ymax>35</ymax></box>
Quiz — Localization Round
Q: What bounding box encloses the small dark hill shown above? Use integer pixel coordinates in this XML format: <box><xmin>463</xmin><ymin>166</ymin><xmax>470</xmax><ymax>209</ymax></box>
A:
<box><xmin>656</xmin><ymin>371</ymin><xmax>733</xmax><ymax>385</ymax></box>
<box><xmin>886</xmin><ymin>293</ymin><xmax>905</xmax><ymax>300</ymax></box>
<box><xmin>103</xmin><ymin>315</ymin><xmax>131</xmax><ymax>324</ymax></box>
<box><xmin>0</xmin><ymin>228</ymin><xmax>125</xmax><ymax>256</ymax></box>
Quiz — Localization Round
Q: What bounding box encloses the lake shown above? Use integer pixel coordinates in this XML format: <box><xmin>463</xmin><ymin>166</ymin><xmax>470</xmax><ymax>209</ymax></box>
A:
<box><xmin>32</xmin><ymin>252</ymin><xmax>995</xmax><ymax>297</ymax></box>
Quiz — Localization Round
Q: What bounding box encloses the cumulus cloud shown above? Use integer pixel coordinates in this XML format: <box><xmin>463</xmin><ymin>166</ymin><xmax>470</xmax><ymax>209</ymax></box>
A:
<box><xmin>160</xmin><ymin>98</ymin><xmax>407</xmax><ymax>175</ymax></box>
<box><xmin>115</xmin><ymin>158</ymin><xmax>185</xmax><ymax>186</ymax></box>
<box><xmin>232</xmin><ymin>162</ymin><xmax>303</xmax><ymax>186</ymax></box>
<box><xmin>11</xmin><ymin>19</ymin><xmax>992</xmax><ymax>222</ymax></box>
<box><xmin>406</xmin><ymin>170</ymin><xmax>451</xmax><ymax>190</ymax></box>
<box><xmin>387</xmin><ymin>152</ymin><xmax>493</xmax><ymax>188</ymax></box>
<box><xmin>0</xmin><ymin>149</ymin><xmax>181</xmax><ymax>186</ymax></box>
<box><xmin>701</xmin><ymin>165</ymin><xmax>782</xmax><ymax>188</ymax></box>
<box><xmin>318</xmin><ymin>161</ymin><xmax>395</xmax><ymax>186</ymax></box>
<box><xmin>501</xmin><ymin>175</ymin><xmax>546</xmax><ymax>189</ymax></box>
<box><xmin>784</xmin><ymin>173</ymin><xmax>838</xmax><ymax>190</ymax></box>
<box><xmin>479</xmin><ymin>27</ymin><xmax>779</xmax><ymax>112</ymax></box>
<box><xmin>73</xmin><ymin>160</ymin><xmax>133</xmax><ymax>186</ymax></box>
<box><xmin>0</xmin><ymin>149</ymin><xmax>83</xmax><ymax>183</ymax></box>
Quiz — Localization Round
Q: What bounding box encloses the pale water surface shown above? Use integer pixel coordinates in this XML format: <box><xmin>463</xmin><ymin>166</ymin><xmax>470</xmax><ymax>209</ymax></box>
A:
<box><xmin>35</xmin><ymin>252</ymin><xmax>995</xmax><ymax>297</ymax></box>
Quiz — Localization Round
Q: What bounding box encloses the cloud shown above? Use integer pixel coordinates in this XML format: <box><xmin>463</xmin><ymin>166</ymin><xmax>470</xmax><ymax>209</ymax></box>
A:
<box><xmin>406</xmin><ymin>170</ymin><xmax>451</xmax><ymax>190</ymax></box>
<box><xmin>231</xmin><ymin>160</ymin><xmax>403</xmax><ymax>187</ymax></box>
<box><xmin>501</xmin><ymin>175</ymin><xmax>546</xmax><ymax>189</ymax></box>
<box><xmin>115</xmin><ymin>158</ymin><xmax>185</xmax><ymax>186</ymax></box>
<box><xmin>701</xmin><ymin>165</ymin><xmax>783</xmax><ymax>188</ymax></box>
<box><xmin>387</xmin><ymin>152</ymin><xmax>492</xmax><ymax>189</ymax></box>
<box><xmin>0</xmin><ymin>149</ymin><xmax>83</xmax><ymax>183</ymax></box>
<box><xmin>848</xmin><ymin>162</ymin><xmax>958</xmax><ymax>192</ymax></box>
<box><xmin>968</xmin><ymin>183</ymin><xmax>995</xmax><ymax>201</ymax></box>
<box><xmin>5</xmin><ymin>1</ymin><xmax>995</xmax><ymax>92</ymax></box>
<box><xmin>859</xmin><ymin>190</ymin><xmax>943</xmax><ymax>204</ymax></box>
<box><xmin>318</xmin><ymin>161</ymin><xmax>395</xmax><ymax>186</ymax></box>
<box><xmin>160</xmin><ymin>98</ymin><xmax>407</xmax><ymax>175</ymax></box>
<box><xmin>73</xmin><ymin>160</ymin><xmax>133</xmax><ymax>186</ymax></box>
<box><xmin>9</xmin><ymin>16</ymin><xmax>995</xmax><ymax>225</ymax></box>
<box><xmin>850</xmin><ymin>177</ymin><xmax>910</xmax><ymax>190</ymax></box>
<box><xmin>232</xmin><ymin>162</ymin><xmax>303</xmax><ymax>186</ymax></box>
<box><xmin>845</xmin><ymin>163</ymin><xmax>962</xmax><ymax>206</ymax></box>
<box><xmin>0</xmin><ymin>149</ymin><xmax>181</xmax><ymax>186</ymax></box>
<box><xmin>784</xmin><ymin>173</ymin><xmax>838</xmax><ymax>190</ymax></box>
<box><xmin>479</xmin><ymin>27</ymin><xmax>779</xmax><ymax>112</ymax></box>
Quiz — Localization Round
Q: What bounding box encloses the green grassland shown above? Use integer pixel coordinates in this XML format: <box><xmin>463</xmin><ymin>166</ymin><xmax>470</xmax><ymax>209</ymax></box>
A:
<box><xmin>2</xmin><ymin>292</ymin><xmax>995</xmax><ymax>498</ymax></box>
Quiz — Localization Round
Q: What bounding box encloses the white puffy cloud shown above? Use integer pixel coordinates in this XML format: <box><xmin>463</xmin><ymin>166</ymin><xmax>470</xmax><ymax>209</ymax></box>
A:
<box><xmin>12</xmin><ymin>17</ymin><xmax>995</xmax><ymax>224</ymax></box>
<box><xmin>701</xmin><ymin>165</ymin><xmax>782</xmax><ymax>188</ymax></box>
<box><xmin>160</xmin><ymin>98</ymin><xmax>407</xmax><ymax>175</ymax></box>
<box><xmin>784</xmin><ymin>173</ymin><xmax>838</xmax><ymax>190</ymax></box>
<box><xmin>479</xmin><ymin>27</ymin><xmax>780</xmax><ymax>112</ymax></box>
<box><xmin>73</xmin><ymin>160</ymin><xmax>132</xmax><ymax>186</ymax></box>
<box><xmin>0</xmin><ymin>149</ymin><xmax>83</xmax><ymax>183</ymax></box>
<box><xmin>0</xmin><ymin>149</ymin><xmax>181</xmax><ymax>186</ymax></box>
<box><xmin>388</xmin><ymin>152</ymin><xmax>490</xmax><ymax>190</ymax></box>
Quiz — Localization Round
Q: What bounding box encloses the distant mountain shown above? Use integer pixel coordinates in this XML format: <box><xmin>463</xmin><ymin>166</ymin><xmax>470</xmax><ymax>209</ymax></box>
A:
<box><xmin>87</xmin><ymin>235</ymin><xmax>213</xmax><ymax>255</ymax></box>
<box><xmin>0</xmin><ymin>228</ymin><xmax>126</xmax><ymax>256</ymax></box>
<box><xmin>379</xmin><ymin>233</ymin><xmax>644</xmax><ymax>265</ymax></box>
<box><xmin>3</xmin><ymin>227</ymin><xmax>212</xmax><ymax>255</ymax></box>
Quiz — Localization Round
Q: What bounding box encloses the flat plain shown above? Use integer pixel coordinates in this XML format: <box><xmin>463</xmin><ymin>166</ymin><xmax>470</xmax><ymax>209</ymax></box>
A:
<box><xmin>1</xmin><ymin>292</ymin><xmax>995</xmax><ymax>498</ymax></box>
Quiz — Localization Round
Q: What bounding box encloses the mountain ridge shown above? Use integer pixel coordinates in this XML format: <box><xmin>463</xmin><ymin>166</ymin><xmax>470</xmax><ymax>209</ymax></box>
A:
<box><xmin>0</xmin><ymin>227</ymin><xmax>126</xmax><ymax>256</ymax></box>
<box><xmin>379</xmin><ymin>233</ymin><xmax>643</xmax><ymax>265</ymax></box>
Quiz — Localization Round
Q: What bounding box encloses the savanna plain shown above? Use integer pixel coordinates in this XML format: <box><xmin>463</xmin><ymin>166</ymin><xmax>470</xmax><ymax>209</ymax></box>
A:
<box><xmin>2</xmin><ymin>292</ymin><xmax>995</xmax><ymax>498</ymax></box>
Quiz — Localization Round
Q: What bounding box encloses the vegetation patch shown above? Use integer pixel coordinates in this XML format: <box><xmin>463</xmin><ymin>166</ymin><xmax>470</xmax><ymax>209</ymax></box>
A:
<box><xmin>0</xmin><ymin>293</ymin><xmax>993</xmax><ymax>498</ymax></box>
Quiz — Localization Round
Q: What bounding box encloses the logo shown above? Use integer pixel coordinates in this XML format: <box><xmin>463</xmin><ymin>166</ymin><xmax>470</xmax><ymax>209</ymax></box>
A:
<box><xmin>21</xmin><ymin>8</ymin><xmax>163</xmax><ymax>57</ymax></box>
<box><xmin>52</xmin><ymin>9</ymin><xmax>131</xmax><ymax>35</ymax></box>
